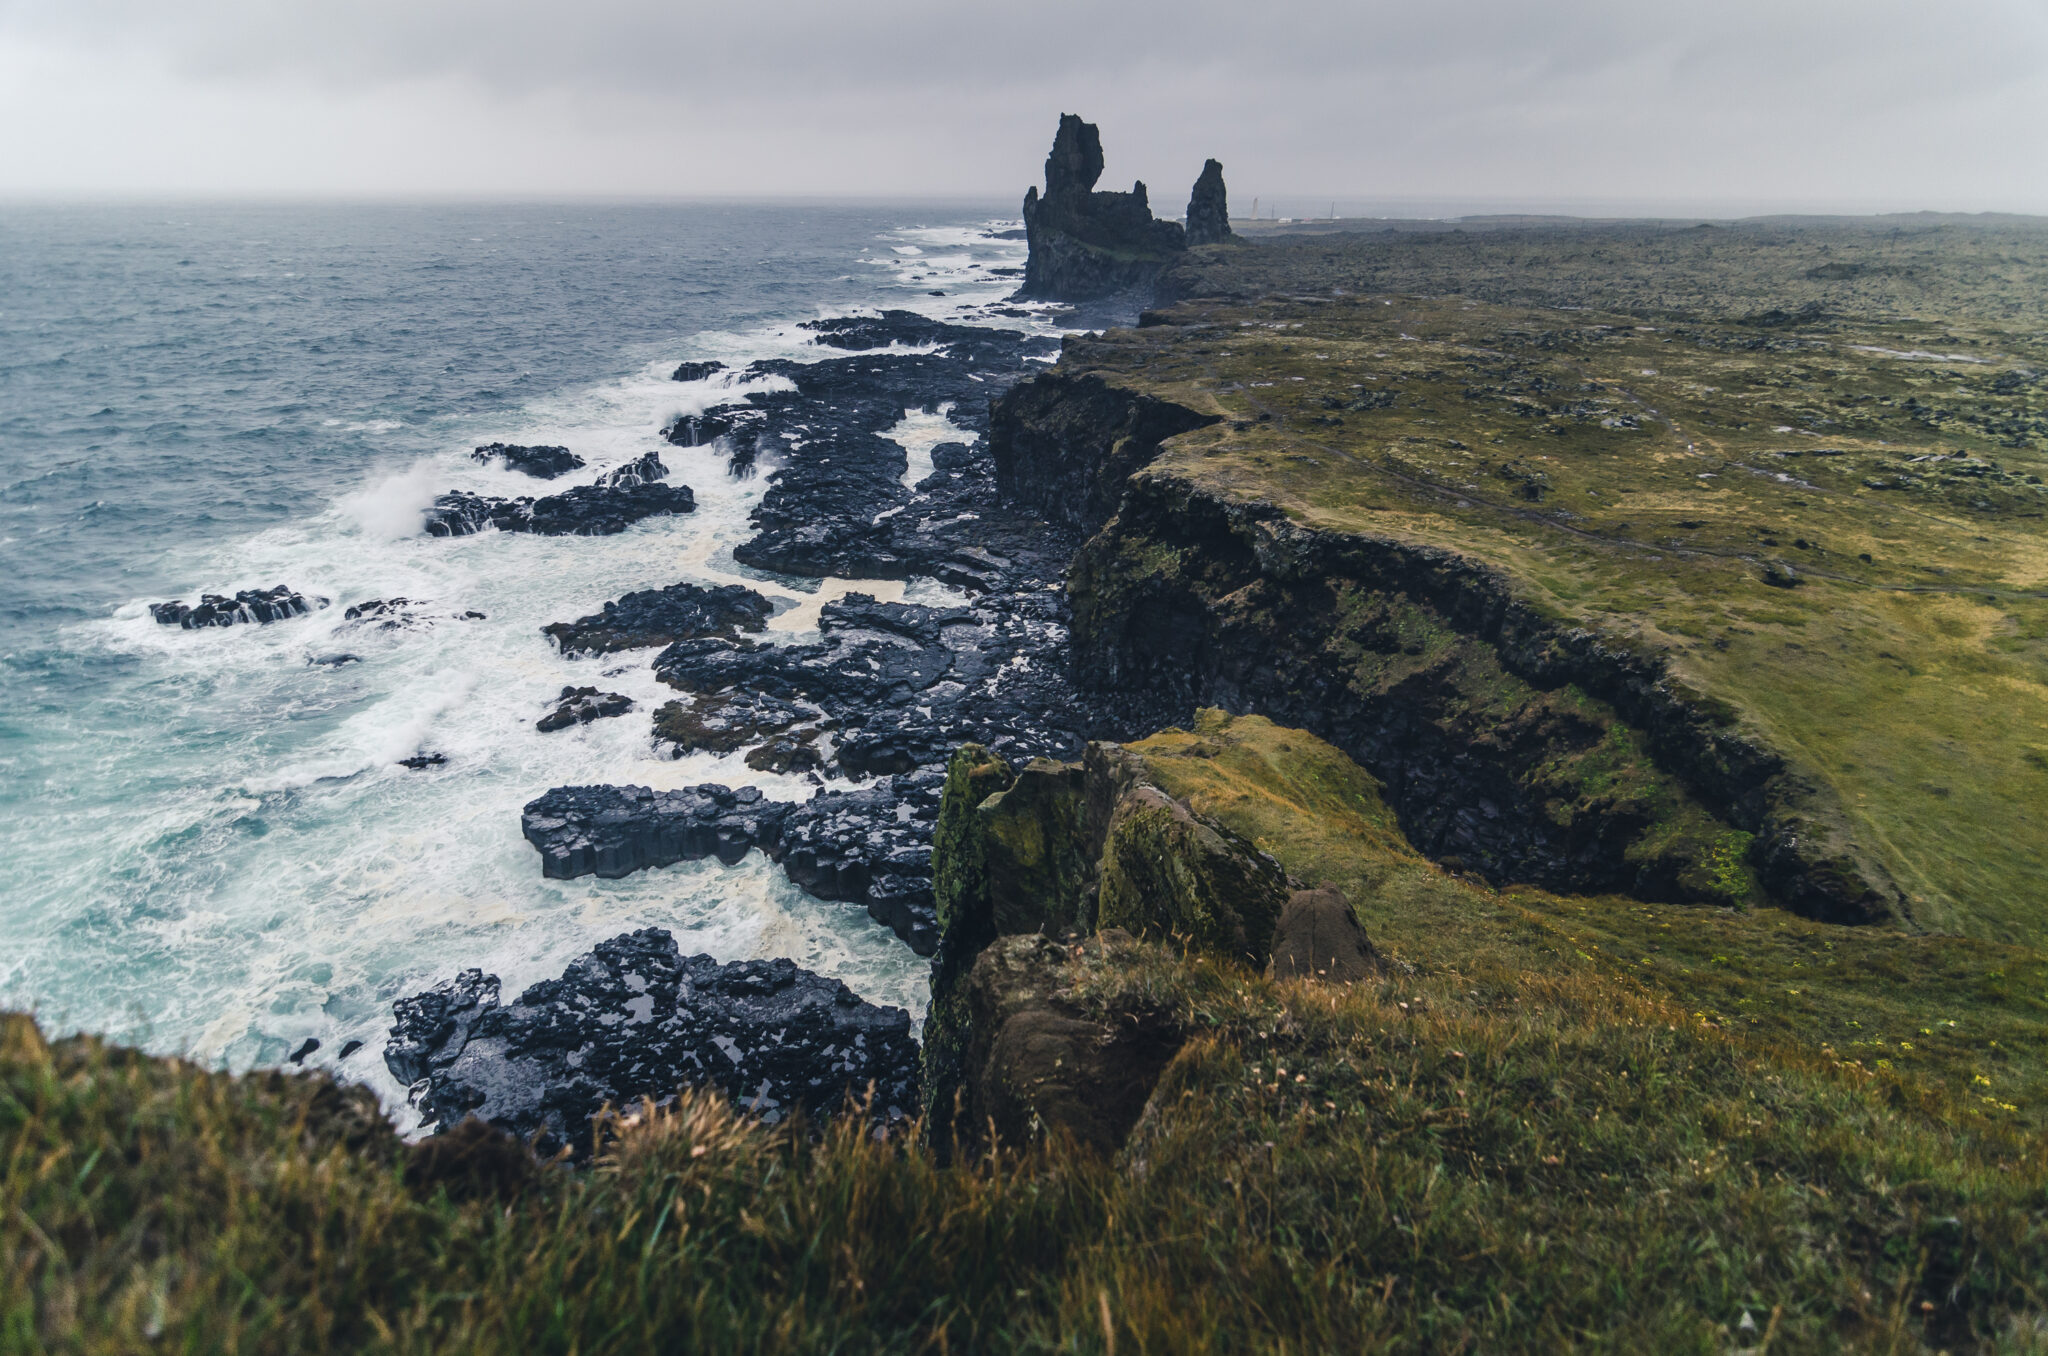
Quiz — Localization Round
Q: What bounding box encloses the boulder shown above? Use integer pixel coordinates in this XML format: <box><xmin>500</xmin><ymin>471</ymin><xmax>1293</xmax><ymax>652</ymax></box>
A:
<box><xmin>928</xmin><ymin>738</ymin><xmax>1288</xmax><ymax>969</ymax></box>
<box><xmin>423</xmin><ymin>481</ymin><xmax>695</xmax><ymax>537</ymax></box>
<box><xmin>670</xmin><ymin>360</ymin><xmax>727</xmax><ymax>382</ymax></box>
<box><xmin>1267</xmin><ymin>886</ymin><xmax>1382</xmax><ymax>983</ymax></box>
<box><xmin>536</xmin><ymin>686</ymin><xmax>633</xmax><ymax>733</ymax></box>
<box><xmin>149</xmin><ymin>586</ymin><xmax>323</xmax><ymax>628</ymax></box>
<box><xmin>948</xmin><ymin>933</ymin><xmax>1182</xmax><ymax>1154</ymax></box>
<box><xmin>595</xmin><ymin>451</ymin><xmax>666</xmax><ymax>489</ymax></box>
<box><xmin>384</xmin><ymin>928</ymin><xmax>919</xmax><ymax>1157</ymax></box>
<box><xmin>471</xmin><ymin>443</ymin><xmax>584</xmax><ymax>479</ymax></box>
<box><xmin>1096</xmin><ymin>784</ymin><xmax>1288</xmax><ymax>967</ymax></box>
<box><xmin>541</xmin><ymin>581</ymin><xmax>773</xmax><ymax>656</ymax></box>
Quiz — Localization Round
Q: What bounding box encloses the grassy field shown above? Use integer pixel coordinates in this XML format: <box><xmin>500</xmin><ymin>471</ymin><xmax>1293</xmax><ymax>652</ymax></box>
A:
<box><xmin>1063</xmin><ymin>220</ymin><xmax>2048</xmax><ymax>939</ymax></box>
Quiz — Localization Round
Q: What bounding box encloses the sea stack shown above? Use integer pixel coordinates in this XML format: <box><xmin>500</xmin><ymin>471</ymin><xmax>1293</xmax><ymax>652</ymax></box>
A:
<box><xmin>1021</xmin><ymin>114</ymin><xmax>1215</xmax><ymax>301</ymax></box>
<box><xmin>1185</xmin><ymin>159</ymin><xmax>1233</xmax><ymax>246</ymax></box>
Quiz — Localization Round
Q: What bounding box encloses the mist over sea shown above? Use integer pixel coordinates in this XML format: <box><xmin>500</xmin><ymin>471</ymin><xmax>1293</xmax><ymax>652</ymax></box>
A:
<box><xmin>0</xmin><ymin>200</ymin><xmax>1040</xmax><ymax>1121</ymax></box>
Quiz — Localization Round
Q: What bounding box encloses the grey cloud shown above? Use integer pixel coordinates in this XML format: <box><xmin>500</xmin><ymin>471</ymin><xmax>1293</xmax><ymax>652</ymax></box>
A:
<box><xmin>0</xmin><ymin>0</ymin><xmax>2043</xmax><ymax>204</ymax></box>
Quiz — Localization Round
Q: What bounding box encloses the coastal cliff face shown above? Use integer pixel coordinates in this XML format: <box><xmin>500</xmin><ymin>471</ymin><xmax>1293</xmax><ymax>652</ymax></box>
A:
<box><xmin>987</xmin><ymin>224</ymin><xmax>2048</xmax><ymax>942</ymax></box>
<box><xmin>1019</xmin><ymin>115</ymin><xmax>1232</xmax><ymax>302</ymax></box>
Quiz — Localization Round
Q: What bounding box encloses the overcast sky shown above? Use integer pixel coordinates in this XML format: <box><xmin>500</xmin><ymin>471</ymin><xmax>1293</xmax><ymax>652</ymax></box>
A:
<box><xmin>2</xmin><ymin>0</ymin><xmax>2044</xmax><ymax>213</ymax></box>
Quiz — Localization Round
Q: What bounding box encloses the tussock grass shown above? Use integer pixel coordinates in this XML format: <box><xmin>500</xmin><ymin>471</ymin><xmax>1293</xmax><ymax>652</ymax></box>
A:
<box><xmin>10</xmin><ymin>936</ymin><xmax>2048</xmax><ymax>1352</ymax></box>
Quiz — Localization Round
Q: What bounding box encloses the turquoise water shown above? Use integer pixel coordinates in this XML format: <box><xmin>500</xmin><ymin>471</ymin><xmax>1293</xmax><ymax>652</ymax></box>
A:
<box><xmin>0</xmin><ymin>200</ymin><xmax>1039</xmax><ymax>1117</ymax></box>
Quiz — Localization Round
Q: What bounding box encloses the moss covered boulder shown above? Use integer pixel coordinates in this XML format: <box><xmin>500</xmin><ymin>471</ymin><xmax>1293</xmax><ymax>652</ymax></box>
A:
<box><xmin>1097</xmin><ymin>786</ymin><xmax>1289</xmax><ymax>967</ymax></box>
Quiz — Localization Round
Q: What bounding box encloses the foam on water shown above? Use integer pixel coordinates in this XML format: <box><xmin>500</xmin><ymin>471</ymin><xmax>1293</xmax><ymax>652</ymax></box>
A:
<box><xmin>0</xmin><ymin>206</ymin><xmax>1055</xmax><ymax>1124</ymax></box>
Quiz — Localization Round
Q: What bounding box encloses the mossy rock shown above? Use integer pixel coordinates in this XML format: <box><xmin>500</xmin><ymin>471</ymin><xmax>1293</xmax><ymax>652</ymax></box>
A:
<box><xmin>1097</xmin><ymin>786</ymin><xmax>1288</xmax><ymax>966</ymax></box>
<box><xmin>980</xmin><ymin>759</ymin><xmax>1096</xmax><ymax>937</ymax></box>
<box><xmin>931</xmin><ymin>744</ymin><xmax>1017</xmax><ymax>932</ymax></box>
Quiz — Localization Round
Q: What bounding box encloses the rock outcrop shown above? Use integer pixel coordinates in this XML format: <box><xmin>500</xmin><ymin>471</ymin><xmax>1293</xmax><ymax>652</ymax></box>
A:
<box><xmin>384</xmin><ymin>929</ymin><xmax>919</xmax><ymax>1157</ymax></box>
<box><xmin>422</xmin><ymin>480</ymin><xmax>695</xmax><ymax>537</ymax></box>
<box><xmin>471</xmin><ymin>443</ymin><xmax>584</xmax><ymax>479</ymax></box>
<box><xmin>929</xmin><ymin>741</ymin><xmax>1289</xmax><ymax>971</ymax></box>
<box><xmin>1184</xmin><ymin>159</ymin><xmax>1233</xmax><ymax>246</ymax></box>
<box><xmin>149</xmin><ymin>586</ymin><xmax>324</xmax><ymax>628</ymax></box>
<box><xmin>535</xmin><ymin>686</ymin><xmax>633</xmax><ymax>733</ymax></box>
<box><xmin>542</xmin><ymin>581</ymin><xmax>773</xmax><ymax>656</ymax></box>
<box><xmin>1019</xmin><ymin>115</ymin><xmax>1189</xmax><ymax>302</ymax></box>
<box><xmin>940</xmin><ymin>931</ymin><xmax>1183</xmax><ymax>1154</ymax></box>
<box><xmin>520</xmin><ymin>777</ymin><xmax>947</xmax><ymax>953</ymax></box>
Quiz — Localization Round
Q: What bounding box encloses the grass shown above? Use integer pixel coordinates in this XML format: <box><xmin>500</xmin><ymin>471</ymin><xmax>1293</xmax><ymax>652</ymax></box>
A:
<box><xmin>1060</xmin><ymin>220</ymin><xmax>2048</xmax><ymax>940</ymax></box>
<box><xmin>10</xmin><ymin>930</ymin><xmax>2048</xmax><ymax>1351</ymax></box>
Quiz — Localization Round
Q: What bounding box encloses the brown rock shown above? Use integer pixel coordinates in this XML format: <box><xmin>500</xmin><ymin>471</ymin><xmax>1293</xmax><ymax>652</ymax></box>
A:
<box><xmin>1268</xmin><ymin>886</ymin><xmax>1381</xmax><ymax>983</ymax></box>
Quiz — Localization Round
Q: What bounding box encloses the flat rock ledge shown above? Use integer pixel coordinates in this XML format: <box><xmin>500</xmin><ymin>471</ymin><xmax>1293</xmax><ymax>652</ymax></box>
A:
<box><xmin>385</xmin><ymin>927</ymin><xmax>918</xmax><ymax>1157</ymax></box>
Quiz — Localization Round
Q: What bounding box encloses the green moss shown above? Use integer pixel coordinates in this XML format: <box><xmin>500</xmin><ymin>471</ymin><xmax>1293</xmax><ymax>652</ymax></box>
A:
<box><xmin>1096</xmin><ymin>789</ymin><xmax>1288</xmax><ymax>966</ymax></box>
<box><xmin>979</xmin><ymin>759</ymin><xmax>1095</xmax><ymax>936</ymax></box>
<box><xmin>930</xmin><ymin>743</ymin><xmax>1015</xmax><ymax>931</ymax></box>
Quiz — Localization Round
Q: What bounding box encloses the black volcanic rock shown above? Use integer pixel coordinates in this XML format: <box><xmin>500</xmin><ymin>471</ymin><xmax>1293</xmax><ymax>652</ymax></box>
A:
<box><xmin>384</xmin><ymin>928</ymin><xmax>919</xmax><ymax>1155</ymax></box>
<box><xmin>520</xmin><ymin>776</ymin><xmax>953</xmax><ymax>954</ymax></box>
<box><xmin>423</xmin><ymin>481</ymin><xmax>695</xmax><ymax>537</ymax></box>
<box><xmin>536</xmin><ymin>686</ymin><xmax>633</xmax><ymax>733</ymax></box>
<box><xmin>149</xmin><ymin>586</ymin><xmax>324</xmax><ymax>628</ymax></box>
<box><xmin>670</xmin><ymin>360</ymin><xmax>727</xmax><ymax>382</ymax></box>
<box><xmin>1185</xmin><ymin>159</ymin><xmax>1233</xmax><ymax>246</ymax></box>
<box><xmin>342</xmin><ymin>597</ymin><xmax>487</xmax><ymax>630</ymax></box>
<box><xmin>542</xmin><ymin>581</ymin><xmax>774</xmax><ymax>656</ymax></box>
<box><xmin>1020</xmin><ymin>114</ymin><xmax>1189</xmax><ymax>301</ymax></box>
<box><xmin>471</xmin><ymin>443</ymin><xmax>584</xmax><ymax>479</ymax></box>
<box><xmin>522</xmin><ymin>783</ymin><xmax>790</xmax><ymax>878</ymax></box>
<box><xmin>595</xmin><ymin>450</ymin><xmax>667</xmax><ymax>489</ymax></box>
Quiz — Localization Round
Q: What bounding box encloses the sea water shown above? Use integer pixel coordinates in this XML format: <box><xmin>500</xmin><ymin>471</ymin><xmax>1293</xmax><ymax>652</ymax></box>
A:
<box><xmin>0</xmin><ymin>200</ymin><xmax>1046</xmax><ymax>1120</ymax></box>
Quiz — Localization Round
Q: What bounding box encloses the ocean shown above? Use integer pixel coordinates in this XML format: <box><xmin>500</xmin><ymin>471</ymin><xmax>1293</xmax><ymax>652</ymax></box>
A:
<box><xmin>0</xmin><ymin>199</ymin><xmax>1042</xmax><ymax>1121</ymax></box>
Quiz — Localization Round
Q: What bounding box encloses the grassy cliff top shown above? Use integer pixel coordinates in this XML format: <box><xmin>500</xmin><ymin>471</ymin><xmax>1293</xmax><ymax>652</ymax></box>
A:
<box><xmin>1057</xmin><ymin>221</ymin><xmax>2048</xmax><ymax>942</ymax></box>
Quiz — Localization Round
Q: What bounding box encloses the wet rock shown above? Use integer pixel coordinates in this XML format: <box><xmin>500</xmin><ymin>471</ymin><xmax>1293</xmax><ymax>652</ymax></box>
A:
<box><xmin>149</xmin><ymin>586</ymin><xmax>324</xmax><ymax>628</ymax></box>
<box><xmin>1268</xmin><ymin>886</ymin><xmax>1382</xmax><ymax>983</ymax></box>
<box><xmin>423</xmin><ymin>480</ymin><xmax>695</xmax><ymax>537</ymax></box>
<box><xmin>1184</xmin><ymin>158</ymin><xmax>1233</xmax><ymax>247</ymax></box>
<box><xmin>398</xmin><ymin>752</ymin><xmax>447</xmax><ymax>770</ymax></box>
<box><xmin>471</xmin><ymin>443</ymin><xmax>584</xmax><ymax>479</ymax></box>
<box><xmin>337</xmin><ymin>1039</ymin><xmax>364</xmax><ymax>1060</ymax></box>
<box><xmin>670</xmin><ymin>360</ymin><xmax>727</xmax><ymax>382</ymax></box>
<box><xmin>288</xmin><ymin>1038</ymin><xmax>321</xmax><ymax>1065</ymax></box>
<box><xmin>536</xmin><ymin>686</ymin><xmax>633</xmax><ymax>733</ymax></box>
<box><xmin>542</xmin><ymin>581</ymin><xmax>773</xmax><ymax>656</ymax></box>
<box><xmin>661</xmin><ymin>405</ymin><xmax>766</xmax><ymax>451</ymax></box>
<box><xmin>342</xmin><ymin>597</ymin><xmax>487</xmax><ymax>630</ymax></box>
<box><xmin>596</xmin><ymin>450</ymin><xmax>667</xmax><ymax>489</ymax></box>
<box><xmin>520</xmin><ymin>775</ymin><xmax>946</xmax><ymax>954</ymax></box>
<box><xmin>384</xmin><ymin>928</ymin><xmax>919</xmax><ymax>1157</ymax></box>
<box><xmin>309</xmin><ymin>652</ymin><xmax>361</xmax><ymax>667</ymax></box>
<box><xmin>652</xmin><ymin>689</ymin><xmax>812</xmax><ymax>755</ymax></box>
<box><xmin>521</xmin><ymin>783</ymin><xmax>789</xmax><ymax>878</ymax></box>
